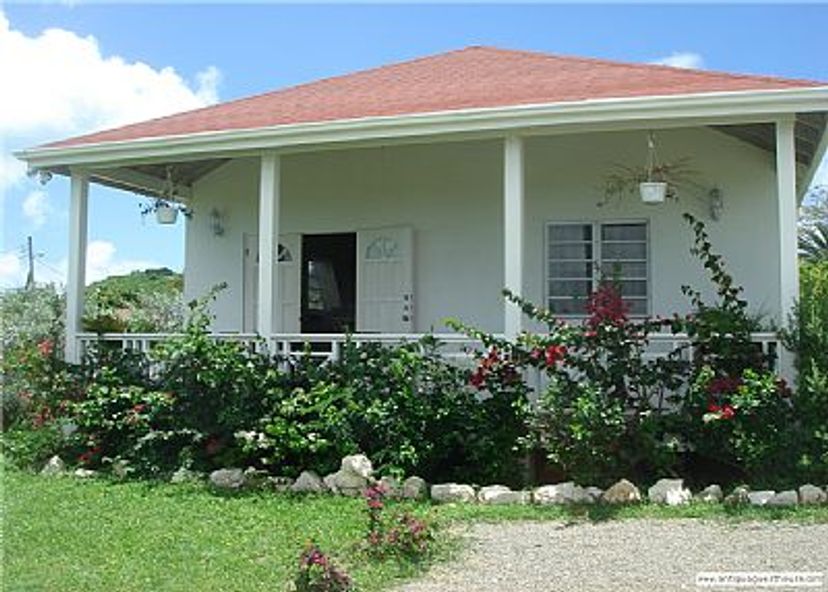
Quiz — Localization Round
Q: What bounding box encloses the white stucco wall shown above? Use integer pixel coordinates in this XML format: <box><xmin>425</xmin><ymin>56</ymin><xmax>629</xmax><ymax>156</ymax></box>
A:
<box><xmin>184</xmin><ymin>127</ymin><xmax>781</xmax><ymax>333</ymax></box>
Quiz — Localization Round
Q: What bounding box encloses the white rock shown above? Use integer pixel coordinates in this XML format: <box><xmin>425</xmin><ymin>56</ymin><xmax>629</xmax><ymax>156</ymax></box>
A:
<box><xmin>340</xmin><ymin>454</ymin><xmax>374</xmax><ymax>480</ymax></box>
<box><xmin>478</xmin><ymin>485</ymin><xmax>529</xmax><ymax>505</ymax></box>
<box><xmin>767</xmin><ymin>490</ymin><xmax>798</xmax><ymax>507</ymax></box>
<box><xmin>209</xmin><ymin>468</ymin><xmax>245</xmax><ymax>490</ymax></box>
<box><xmin>648</xmin><ymin>479</ymin><xmax>692</xmax><ymax>506</ymax></box>
<box><xmin>431</xmin><ymin>483</ymin><xmax>476</xmax><ymax>503</ymax></box>
<box><xmin>534</xmin><ymin>482</ymin><xmax>592</xmax><ymax>505</ymax></box>
<box><xmin>747</xmin><ymin>490</ymin><xmax>775</xmax><ymax>506</ymax></box>
<box><xmin>73</xmin><ymin>468</ymin><xmax>97</xmax><ymax>479</ymax></box>
<box><xmin>696</xmin><ymin>484</ymin><xmax>723</xmax><ymax>503</ymax></box>
<box><xmin>724</xmin><ymin>486</ymin><xmax>750</xmax><ymax>505</ymax></box>
<box><xmin>798</xmin><ymin>484</ymin><xmax>827</xmax><ymax>505</ymax></box>
<box><xmin>585</xmin><ymin>486</ymin><xmax>604</xmax><ymax>502</ymax></box>
<box><xmin>323</xmin><ymin>473</ymin><xmax>339</xmax><ymax>494</ymax></box>
<box><xmin>291</xmin><ymin>471</ymin><xmax>326</xmax><ymax>494</ymax></box>
<box><xmin>40</xmin><ymin>455</ymin><xmax>65</xmax><ymax>476</ymax></box>
<box><xmin>601</xmin><ymin>479</ymin><xmax>642</xmax><ymax>504</ymax></box>
<box><xmin>402</xmin><ymin>476</ymin><xmax>428</xmax><ymax>500</ymax></box>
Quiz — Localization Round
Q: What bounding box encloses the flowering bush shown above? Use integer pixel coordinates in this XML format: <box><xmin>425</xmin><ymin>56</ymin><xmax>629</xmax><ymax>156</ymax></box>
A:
<box><xmin>294</xmin><ymin>542</ymin><xmax>353</xmax><ymax>592</ymax></box>
<box><xmin>670</xmin><ymin>365</ymin><xmax>795</xmax><ymax>486</ymax></box>
<box><xmin>67</xmin><ymin>373</ymin><xmax>202</xmax><ymax>477</ymax></box>
<box><xmin>362</xmin><ymin>483</ymin><xmax>433</xmax><ymax>560</ymax></box>
<box><xmin>451</xmin><ymin>282</ymin><xmax>687</xmax><ymax>485</ymax></box>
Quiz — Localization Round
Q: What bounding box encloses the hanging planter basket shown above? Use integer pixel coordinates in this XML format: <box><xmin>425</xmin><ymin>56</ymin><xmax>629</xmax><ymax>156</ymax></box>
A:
<box><xmin>155</xmin><ymin>204</ymin><xmax>179</xmax><ymax>224</ymax></box>
<box><xmin>639</xmin><ymin>181</ymin><xmax>668</xmax><ymax>204</ymax></box>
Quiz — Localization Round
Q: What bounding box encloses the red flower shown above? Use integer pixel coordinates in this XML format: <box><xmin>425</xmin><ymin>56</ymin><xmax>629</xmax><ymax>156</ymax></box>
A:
<box><xmin>707</xmin><ymin>403</ymin><xmax>721</xmax><ymax>413</ymax></box>
<box><xmin>721</xmin><ymin>405</ymin><xmax>735</xmax><ymax>420</ymax></box>
<box><xmin>544</xmin><ymin>344</ymin><xmax>567</xmax><ymax>367</ymax></box>
<box><xmin>37</xmin><ymin>339</ymin><xmax>54</xmax><ymax>357</ymax></box>
<box><xmin>586</xmin><ymin>283</ymin><xmax>629</xmax><ymax>329</ymax></box>
<box><xmin>469</xmin><ymin>369</ymin><xmax>486</xmax><ymax>389</ymax></box>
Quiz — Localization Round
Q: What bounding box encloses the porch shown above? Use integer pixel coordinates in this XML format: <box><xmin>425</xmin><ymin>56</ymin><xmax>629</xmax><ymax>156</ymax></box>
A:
<box><xmin>56</xmin><ymin>120</ymin><xmax>806</xmax><ymax>379</ymax></box>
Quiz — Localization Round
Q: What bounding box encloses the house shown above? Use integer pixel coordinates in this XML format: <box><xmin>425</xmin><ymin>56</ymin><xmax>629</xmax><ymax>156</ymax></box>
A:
<box><xmin>15</xmin><ymin>46</ymin><xmax>828</xmax><ymax>376</ymax></box>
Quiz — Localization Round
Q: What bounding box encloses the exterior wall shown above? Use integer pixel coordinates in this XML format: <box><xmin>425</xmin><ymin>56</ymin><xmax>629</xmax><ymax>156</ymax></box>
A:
<box><xmin>185</xmin><ymin>127</ymin><xmax>781</xmax><ymax>333</ymax></box>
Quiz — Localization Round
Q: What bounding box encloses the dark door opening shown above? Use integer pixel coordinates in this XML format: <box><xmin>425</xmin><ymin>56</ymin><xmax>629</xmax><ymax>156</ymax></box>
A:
<box><xmin>301</xmin><ymin>233</ymin><xmax>356</xmax><ymax>333</ymax></box>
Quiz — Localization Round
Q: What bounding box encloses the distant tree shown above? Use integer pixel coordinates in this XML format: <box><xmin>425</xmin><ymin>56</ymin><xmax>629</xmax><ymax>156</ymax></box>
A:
<box><xmin>84</xmin><ymin>268</ymin><xmax>185</xmax><ymax>333</ymax></box>
<box><xmin>799</xmin><ymin>185</ymin><xmax>828</xmax><ymax>262</ymax></box>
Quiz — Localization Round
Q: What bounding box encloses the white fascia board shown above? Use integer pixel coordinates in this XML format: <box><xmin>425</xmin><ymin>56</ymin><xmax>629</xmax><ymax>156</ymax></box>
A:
<box><xmin>15</xmin><ymin>86</ymin><xmax>828</xmax><ymax>169</ymax></box>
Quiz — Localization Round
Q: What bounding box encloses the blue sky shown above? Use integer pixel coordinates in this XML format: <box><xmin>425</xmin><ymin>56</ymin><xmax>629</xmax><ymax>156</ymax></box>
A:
<box><xmin>2</xmin><ymin>3</ymin><xmax>827</xmax><ymax>289</ymax></box>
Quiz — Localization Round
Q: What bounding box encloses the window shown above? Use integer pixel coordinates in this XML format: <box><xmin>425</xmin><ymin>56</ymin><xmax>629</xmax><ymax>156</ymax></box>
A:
<box><xmin>546</xmin><ymin>221</ymin><xmax>648</xmax><ymax>316</ymax></box>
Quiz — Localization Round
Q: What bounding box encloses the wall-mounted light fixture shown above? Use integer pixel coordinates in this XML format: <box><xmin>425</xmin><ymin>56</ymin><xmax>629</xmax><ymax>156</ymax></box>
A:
<box><xmin>209</xmin><ymin>208</ymin><xmax>225</xmax><ymax>236</ymax></box>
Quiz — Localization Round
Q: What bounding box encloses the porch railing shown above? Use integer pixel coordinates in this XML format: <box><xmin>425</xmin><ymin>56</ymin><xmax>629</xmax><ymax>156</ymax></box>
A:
<box><xmin>76</xmin><ymin>331</ymin><xmax>781</xmax><ymax>372</ymax></box>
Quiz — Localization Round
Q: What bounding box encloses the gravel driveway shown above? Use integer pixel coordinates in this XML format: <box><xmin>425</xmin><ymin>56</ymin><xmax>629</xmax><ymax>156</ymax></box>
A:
<box><xmin>397</xmin><ymin>519</ymin><xmax>828</xmax><ymax>592</ymax></box>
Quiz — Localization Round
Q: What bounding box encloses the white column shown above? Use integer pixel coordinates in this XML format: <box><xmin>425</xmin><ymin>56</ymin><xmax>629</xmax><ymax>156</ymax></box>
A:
<box><xmin>503</xmin><ymin>135</ymin><xmax>524</xmax><ymax>340</ymax></box>
<box><xmin>65</xmin><ymin>170</ymin><xmax>89</xmax><ymax>363</ymax></box>
<box><xmin>257</xmin><ymin>152</ymin><xmax>281</xmax><ymax>341</ymax></box>
<box><xmin>776</xmin><ymin>118</ymin><xmax>798</xmax><ymax>381</ymax></box>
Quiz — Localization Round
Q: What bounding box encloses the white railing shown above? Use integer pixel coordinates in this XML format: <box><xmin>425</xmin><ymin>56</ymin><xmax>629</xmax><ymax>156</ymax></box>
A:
<box><xmin>76</xmin><ymin>330</ymin><xmax>781</xmax><ymax>371</ymax></box>
<box><xmin>75</xmin><ymin>332</ymin><xmax>487</xmax><ymax>366</ymax></box>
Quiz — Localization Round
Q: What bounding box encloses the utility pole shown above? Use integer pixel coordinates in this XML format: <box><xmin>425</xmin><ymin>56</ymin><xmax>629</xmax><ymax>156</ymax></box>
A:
<box><xmin>25</xmin><ymin>236</ymin><xmax>34</xmax><ymax>289</ymax></box>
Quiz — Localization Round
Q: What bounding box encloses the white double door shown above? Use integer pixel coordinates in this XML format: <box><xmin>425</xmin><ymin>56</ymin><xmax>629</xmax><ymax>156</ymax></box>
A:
<box><xmin>243</xmin><ymin>226</ymin><xmax>413</xmax><ymax>334</ymax></box>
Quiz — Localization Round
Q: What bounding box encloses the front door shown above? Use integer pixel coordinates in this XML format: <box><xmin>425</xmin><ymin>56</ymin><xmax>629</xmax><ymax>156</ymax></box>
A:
<box><xmin>301</xmin><ymin>233</ymin><xmax>356</xmax><ymax>333</ymax></box>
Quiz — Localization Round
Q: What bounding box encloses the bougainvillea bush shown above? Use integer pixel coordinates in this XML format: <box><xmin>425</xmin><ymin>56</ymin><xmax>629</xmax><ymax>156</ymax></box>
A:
<box><xmin>452</xmin><ymin>213</ymin><xmax>800</xmax><ymax>487</ymax></box>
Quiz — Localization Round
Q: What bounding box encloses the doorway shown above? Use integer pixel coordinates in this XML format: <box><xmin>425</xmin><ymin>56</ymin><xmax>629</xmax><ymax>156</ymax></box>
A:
<box><xmin>301</xmin><ymin>233</ymin><xmax>356</xmax><ymax>333</ymax></box>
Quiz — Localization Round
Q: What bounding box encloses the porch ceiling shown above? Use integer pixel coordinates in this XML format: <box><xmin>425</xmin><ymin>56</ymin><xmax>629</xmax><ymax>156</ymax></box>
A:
<box><xmin>712</xmin><ymin>112</ymin><xmax>827</xmax><ymax>167</ymax></box>
<box><xmin>81</xmin><ymin>158</ymin><xmax>230</xmax><ymax>200</ymax></box>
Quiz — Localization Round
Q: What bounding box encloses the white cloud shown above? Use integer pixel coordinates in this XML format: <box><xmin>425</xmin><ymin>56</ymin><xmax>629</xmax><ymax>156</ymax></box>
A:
<box><xmin>0</xmin><ymin>240</ymin><xmax>162</xmax><ymax>289</ymax></box>
<box><xmin>0</xmin><ymin>153</ymin><xmax>27</xmax><ymax>195</ymax></box>
<box><xmin>22</xmin><ymin>190</ymin><xmax>49</xmax><ymax>228</ymax></box>
<box><xmin>652</xmin><ymin>52</ymin><xmax>705</xmax><ymax>70</ymax></box>
<box><xmin>0</xmin><ymin>251</ymin><xmax>23</xmax><ymax>287</ymax></box>
<box><xmin>0</xmin><ymin>11</ymin><xmax>221</xmax><ymax>136</ymax></box>
<box><xmin>0</xmin><ymin>10</ymin><xmax>221</xmax><ymax>189</ymax></box>
<box><xmin>85</xmin><ymin>239</ymin><xmax>161</xmax><ymax>284</ymax></box>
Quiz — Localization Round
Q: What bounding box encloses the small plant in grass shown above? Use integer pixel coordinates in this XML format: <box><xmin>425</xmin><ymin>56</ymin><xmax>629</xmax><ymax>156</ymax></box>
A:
<box><xmin>294</xmin><ymin>542</ymin><xmax>353</xmax><ymax>592</ymax></box>
<box><xmin>363</xmin><ymin>483</ymin><xmax>433</xmax><ymax>560</ymax></box>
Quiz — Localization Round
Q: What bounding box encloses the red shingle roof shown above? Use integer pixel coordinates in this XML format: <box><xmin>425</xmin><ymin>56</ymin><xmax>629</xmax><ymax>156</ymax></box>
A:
<box><xmin>46</xmin><ymin>46</ymin><xmax>823</xmax><ymax>149</ymax></box>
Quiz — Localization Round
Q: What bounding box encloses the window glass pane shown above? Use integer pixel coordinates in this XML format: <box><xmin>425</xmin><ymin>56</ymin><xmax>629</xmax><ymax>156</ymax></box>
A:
<box><xmin>602</xmin><ymin>223</ymin><xmax>646</xmax><ymax>241</ymax></box>
<box><xmin>549</xmin><ymin>243</ymin><xmax>593</xmax><ymax>260</ymax></box>
<box><xmin>602</xmin><ymin>241</ymin><xmax>646</xmax><ymax>260</ymax></box>
<box><xmin>549</xmin><ymin>280</ymin><xmax>592</xmax><ymax>298</ymax></box>
<box><xmin>548</xmin><ymin>298</ymin><xmax>588</xmax><ymax>315</ymax></box>
<box><xmin>625</xmin><ymin>299</ymin><xmax>648</xmax><ymax>315</ymax></box>
<box><xmin>618</xmin><ymin>280</ymin><xmax>647</xmax><ymax>297</ymax></box>
<box><xmin>550</xmin><ymin>224</ymin><xmax>592</xmax><ymax>242</ymax></box>
<box><xmin>599</xmin><ymin>261</ymin><xmax>647</xmax><ymax>279</ymax></box>
<box><xmin>549</xmin><ymin>261</ymin><xmax>592</xmax><ymax>279</ymax></box>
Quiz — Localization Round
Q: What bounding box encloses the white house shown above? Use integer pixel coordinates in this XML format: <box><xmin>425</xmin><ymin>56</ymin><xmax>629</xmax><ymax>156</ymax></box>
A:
<box><xmin>15</xmin><ymin>46</ymin><xmax>828</xmax><ymax>371</ymax></box>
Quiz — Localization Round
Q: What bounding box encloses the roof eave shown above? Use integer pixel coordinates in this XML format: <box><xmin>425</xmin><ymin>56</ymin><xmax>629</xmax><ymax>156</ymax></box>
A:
<box><xmin>15</xmin><ymin>86</ymin><xmax>828</xmax><ymax>170</ymax></box>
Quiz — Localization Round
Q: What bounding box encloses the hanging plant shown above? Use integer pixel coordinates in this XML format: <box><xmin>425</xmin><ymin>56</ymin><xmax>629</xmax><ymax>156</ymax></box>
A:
<box><xmin>602</xmin><ymin>133</ymin><xmax>695</xmax><ymax>205</ymax></box>
<box><xmin>139</xmin><ymin>166</ymin><xmax>193</xmax><ymax>224</ymax></box>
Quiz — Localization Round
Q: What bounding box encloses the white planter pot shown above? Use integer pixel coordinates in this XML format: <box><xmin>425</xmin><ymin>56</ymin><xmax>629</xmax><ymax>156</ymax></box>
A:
<box><xmin>639</xmin><ymin>181</ymin><xmax>668</xmax><ymax>204</ymax></box>
<box><xmin>155</xmin><ymin>205</ymin><xmax>178</xmax><ymax>224</ymax></box>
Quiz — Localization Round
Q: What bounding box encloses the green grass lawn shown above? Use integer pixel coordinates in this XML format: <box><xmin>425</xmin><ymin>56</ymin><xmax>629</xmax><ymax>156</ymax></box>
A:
<box><xmin>4</xmin><ymin>467</ymin><xmax>828</xmax><ymax>592</ymax></box>
<box><xmin>2</xmin><ymin>468</ymin><xmax>432</xmax><ymax>592</ymax></box>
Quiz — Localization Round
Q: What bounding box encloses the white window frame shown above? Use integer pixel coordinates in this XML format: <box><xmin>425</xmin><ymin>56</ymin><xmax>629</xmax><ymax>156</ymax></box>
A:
<box><xmin>544</xmin><ymin>219</ymin><xmax>651</xmax><ymax>318</ymax></box>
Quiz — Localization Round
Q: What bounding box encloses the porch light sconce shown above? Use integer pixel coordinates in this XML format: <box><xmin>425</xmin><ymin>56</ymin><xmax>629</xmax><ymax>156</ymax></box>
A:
<box><xmin>709</xmin><ymin>188</ymin><xmax>724</xmax><ymax>221</ymax></box>
<box><xmin>26</xmin><ymin>167</ymin><xmax>53</xmax><ymax>186</ymax></box>
<box><xmin>209</xmin><ymin>207</ymin><xmax>225</xmax><ymax>236</ymax></box>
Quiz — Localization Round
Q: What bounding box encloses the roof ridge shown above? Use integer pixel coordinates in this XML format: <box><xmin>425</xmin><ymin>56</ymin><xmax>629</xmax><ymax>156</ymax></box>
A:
<box><xmin>465</xmin><ymin>44</ymin><xmax>824</xmax><ymax>87</ymax></box>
